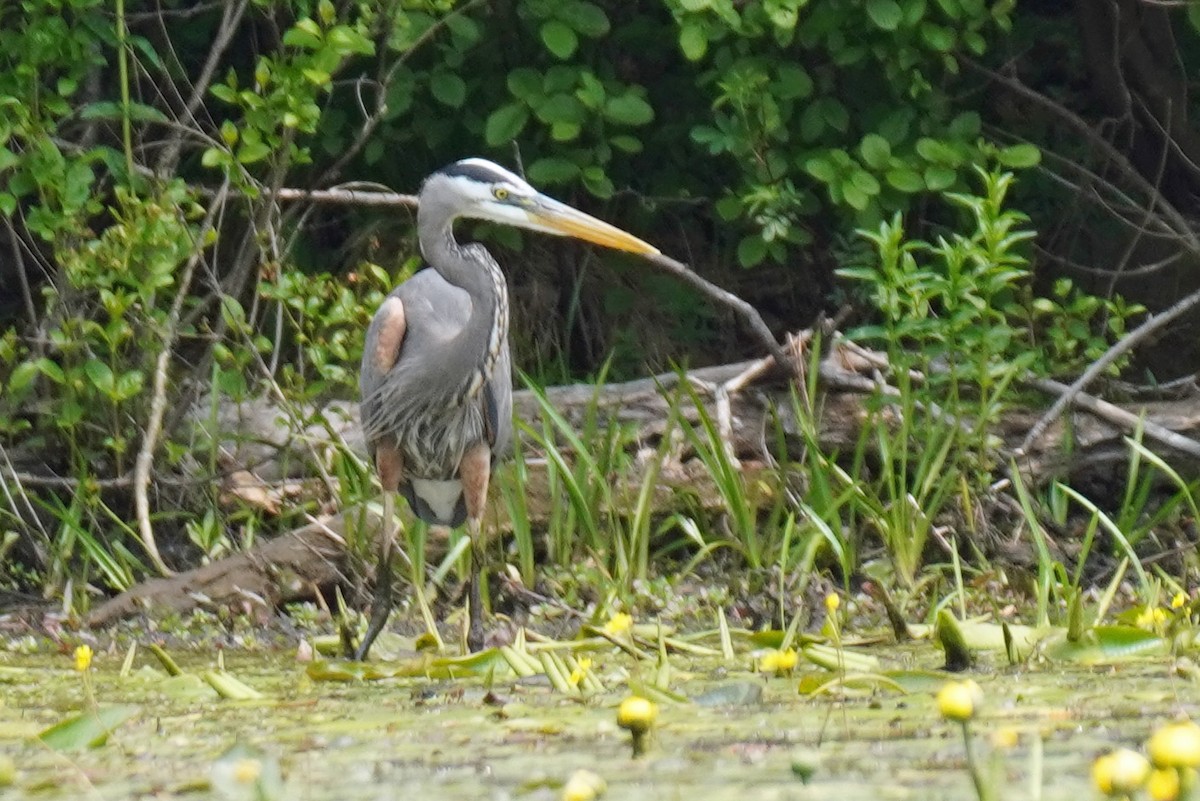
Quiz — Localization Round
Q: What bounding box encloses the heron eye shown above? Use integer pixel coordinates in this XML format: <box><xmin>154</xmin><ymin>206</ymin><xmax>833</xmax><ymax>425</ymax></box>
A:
<box><xmin>493</xmin><ymin>187</ymin><xmax>510</xmax><ymax>201</ymax></box>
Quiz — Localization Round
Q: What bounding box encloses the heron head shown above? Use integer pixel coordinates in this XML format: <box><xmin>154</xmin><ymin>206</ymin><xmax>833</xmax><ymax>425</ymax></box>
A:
<box><xmin>423</xmin><ymin>158</ymin><xmax>659</xmax><ymax>256</ymax></box>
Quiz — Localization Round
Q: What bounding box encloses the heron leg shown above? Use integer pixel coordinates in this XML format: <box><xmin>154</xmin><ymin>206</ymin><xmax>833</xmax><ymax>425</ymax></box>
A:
<box><xmin>355</xmin><ymin>445</ymin><xmax>403</xmax><ymax>661</ymax></box>
<box><xmin>467</xmin><ymin>518</ymin><xmax>485</xmax><ymax>653</ymax></box>
<box><xmin>459</xmin><ymin>442</ymin><xmax>492</xmax><ymax>653</ymax></box>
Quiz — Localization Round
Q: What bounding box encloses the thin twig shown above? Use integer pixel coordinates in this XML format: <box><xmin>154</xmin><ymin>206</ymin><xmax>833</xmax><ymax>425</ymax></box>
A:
<box><xmin>132</xmin><ymin>180</ymin><xmax>231</xmax><ymax>576</ymax></box>
<box><xmin>156</xmin><ymin>0</ymin><xmax>250</xmax><ymax>174</ymax></box>
<box><xmin>1020</xmin><ymin>284</ymin><xmax>1200</xmax><ymax>452</ymax></box>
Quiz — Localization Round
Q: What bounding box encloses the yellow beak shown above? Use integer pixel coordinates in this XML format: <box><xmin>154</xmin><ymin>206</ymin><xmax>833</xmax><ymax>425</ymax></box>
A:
<box><xmin>527</xmin><ymin>195</ymin><xmax>660</xmax><ymax>255</ymax></box>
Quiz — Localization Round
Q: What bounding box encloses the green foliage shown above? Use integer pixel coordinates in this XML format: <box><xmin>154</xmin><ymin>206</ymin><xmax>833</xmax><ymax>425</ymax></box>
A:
<box><xmin>0</xmin><ymin>0</ymin><xmax>1181</xmax><ymax>619</ymax></box>
<box><xmin>667</xmin><ymin>0</ymin><xmax>1028</xmax><ymax>266</ymax></box>
<box><xmin>5</xmin><ymin>184</ymin><xmax>200</xmax><ymax>465</ymax></box>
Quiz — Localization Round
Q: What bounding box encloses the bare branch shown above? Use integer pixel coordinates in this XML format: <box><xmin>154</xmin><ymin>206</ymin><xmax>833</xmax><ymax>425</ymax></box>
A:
<box><xmin>1020</xmin><ymin>284</ymin><xmax>1200</xmax><ymax>452</ymax></box>
<box><xmin>1023</xmin><ymin>376</ymin><xmax>1200</xmax><ymax>460</ymax></box>
<box><xmin>132</xmin><ymin>179</ymin><xmax>231</xmax><ymax>576</ymax></box>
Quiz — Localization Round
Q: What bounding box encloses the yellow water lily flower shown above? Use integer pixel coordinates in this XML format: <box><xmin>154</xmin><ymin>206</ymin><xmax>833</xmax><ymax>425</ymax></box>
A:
<box><xmin>568</xmin><ymin>657</ymin><xmax>593</xmax><ymax>687</ymax></box>
<box><xmin>603</xmin><ymin>613</ymin><xmax>633</xmax><ymax>636</ymax></box>
<box><xmin>1136</xmin><ymin>606</ymin><xmax>1169</xmax><ymax>632</ymax></box>
<box><xmin>1172</xmin><ymin>592</ymin><xmax>1188</xmax><ymax>610</ymax></box>
<box><xmin>73</xmin><ymin>644</ymin><xmax>93</xmax><ymax>672</ymax></box>
<box><xmin>562</xmin><ymin>769</ymin><xmax>606</xmax><ymax>801</ymax></box>
<box><xmin>1148</xmin><ymin>721</ymin><xmax>1200</xmax><ymax>769</ymax></box>
<box><xmin>1092</xmin><ymin>748</ymin><xmax>1150</xmax><ymax>796</ymax></box>
<box><xmin>758</xmin><ymin>648</ymin><xmax>798</xmax><ymax>676</ymax></box>
<box><xmin>617</xmin><ymin>696</ymin><xmax>657</xmax><ymax>734</ymax></box>
<box><xmin>1147</xmin><ymin>767</ymin><xmax>1181</xmax><ymax>801</ymax></box>
<box><xmin>824</xmin><ymin>593</ymin><xmax>840</xmax><ymax>613</ymax></box>
<box><xmin>936</xmin><ymin>679</ymin><xmax>983</xmax><ymax>724</ymax></box>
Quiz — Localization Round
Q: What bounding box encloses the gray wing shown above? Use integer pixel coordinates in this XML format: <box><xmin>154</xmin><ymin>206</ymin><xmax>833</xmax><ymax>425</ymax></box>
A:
<box><xmin>483</xmin><ymin>338</ymin><xmax>513</xmax><ymax>461</ymax></box>
<box><xmin>360</xmin><ymin>269</ymin><xmax>471</xmax><ymax>415</ymax></box>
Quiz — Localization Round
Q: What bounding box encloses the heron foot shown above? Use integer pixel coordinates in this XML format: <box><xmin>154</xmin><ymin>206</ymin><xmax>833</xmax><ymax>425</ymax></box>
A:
<box><xmin>353</xmin><ymin>539</ymin><xmax>395</xmax><ymax>661</ymax></box>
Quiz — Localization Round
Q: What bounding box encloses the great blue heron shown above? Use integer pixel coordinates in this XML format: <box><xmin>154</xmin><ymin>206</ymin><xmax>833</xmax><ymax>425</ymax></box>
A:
<box><xmin>355</xmin><ymin>158</ymin><xmax>659</xmax><ymax>658</ymax></box>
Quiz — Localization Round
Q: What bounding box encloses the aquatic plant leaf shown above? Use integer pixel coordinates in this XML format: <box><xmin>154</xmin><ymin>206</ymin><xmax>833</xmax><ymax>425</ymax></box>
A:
<box><xmin>305</xmin><ymin>660</ymin><xmax>390</xmax><ymax>681</ymax></box>
<box><xmin>145</xmin><ymin>643</ymin><xmax>184</xmax><ymax>677</ymax></box>
<box><xmin>432</xmin><ymin>648</ymin><xmax>508</xmax><ymax>676</ymax></box>
<box><xmin>798</xmin><ymin>672</ymin><xmax>907</xmax><ymax>697</ymax></box>
<box><xmin>749</xmin><ymin>630</ymin><xmax>786</xmax><ymax>649</ymax></box>
<box><xmin>879</xmin><ymin>670</ymin><xmax>955</xmax><ymax>693</ymax></box>
<box><xmin>910</xmin><ymin>620</ymin><xmax>1043</xmax><ymax>657</ymax></box>
<box><xmin>38</xmin><ymin>705</ymin><xmax>140</xmax><ymax>750</ymax></box>
<box><xmin>801</xmin><ymin>644</ymin><xmax>881</xmax><ymax>672</ymax></box>
<box><xmin>935</xmin><ymin>610</ymin><xmax>973</xmax><ymax>671</ymax></box>
<box><xmin>202</xmin><ymin>670</ymin><xmax>264</xmax><ymax>700</ymax></box>
<box><xmin>1043</xmin><ymin>626</ymin><xmax>1169</xmax><ymax>664</ymax></box>
<box><xmin>500</xmin><ymin>645</ymin><xmax>541</xmax><ymax>678</ymax></box>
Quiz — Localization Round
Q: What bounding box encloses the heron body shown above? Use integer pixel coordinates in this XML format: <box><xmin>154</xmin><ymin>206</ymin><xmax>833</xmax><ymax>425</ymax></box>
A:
<box><xmin>354</xmin><ymin>158</ymin><xmax>658</xmax><ymax>659</ymax></box>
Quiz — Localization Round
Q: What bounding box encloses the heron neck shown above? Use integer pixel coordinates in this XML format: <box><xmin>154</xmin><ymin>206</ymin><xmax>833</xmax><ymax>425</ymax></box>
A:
<box><xmin>418</xmin><ymin>213</ymin><xmax>509</xmax><ymax>391</ymax></box>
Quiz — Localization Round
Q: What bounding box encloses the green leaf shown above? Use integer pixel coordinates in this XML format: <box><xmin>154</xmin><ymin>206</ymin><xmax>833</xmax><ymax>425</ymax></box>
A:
<box><xmin>201</xmin><ymin>148</ymin><xmax>228</xmax><ymax>168</ymax></box>
<box><xmin>885</xmin><ymin>168</ymin><xmax>925</xmax><ymax>192</ymax></box>
<box><xmin>604</xmin><ymin>93</ymin><xmax>654</xmax><ymax>126</ymax></box>
<box><xmin>565</xmin><ymin>1</ymin><xmax>610</xmax><ymax>37</ymax></box>
<box><xmin>773</xmin><ymin>65</ymin><xmax>812</xmax><ymax>100</ymax></box>
<box><xmin>527</xmin><ymin>157</ymin><xmax>580</xmax><ymax>184</ymax></box>
<box><xmin>715</xmin><ymin>195</ymin><xmax>741</xmax><ymax>221</ymax></box>
<box><xmin>581</xmin><ymin>166</ymin><xmax>614</xmax><ymax>198</ymax></box>
<box><xmin>430</xmin><ymin>72</ymin><xmax>467</xmax><ymax>108</ymax></box>
<box><xmin>850</xmin><ymin>169</ymin><xmax>881</xmax><ymax>196</ymax></box>
<box><xmin>799</xmin><ymin>104</ymin><xmax>825</xmax><ymax>142</ymax></box>
<box><xmin>866</xmin><ymin>0</ymin><xmax>904</xmax><ymax>30</ymax></box>
<box><xmin>0</xmin><ymin>146</ymin><xmax>17</xmax><ymax>172</ymax></box>
<box><xmin>507</xmin><ymin>68</ymin><xmax>543</xmax><ymax>101</ymax></box>
<box><xmin>7</xmin><ymin>361</ymin><xmax>41</xmax><ymax>395</ymax></box>
<box><xmin>85</xmin><ymin>360</ymin><xmax>115</xmax><ymax>395</ymax></box>
<box><xmin>327</xmin><ymin>25</ymin><xmax>375</xmax><ymax>56</ymax></box>
<box><xmin>283</xmin><ymin>19</ymin><xmax>323</xmax><ymax>49</ymax></box>
<box><xmin>920</xmin><ymin>22</ymin><xmax>954</xmax><ymax>51</ymax></box>
<box><xmin>948</xmin><ymin>111</ymin><xmax>981</xmax><ymax>138</ymax></box>
<box><xmin>535</xmin><ymin>93</ymin><xmax>584</xmax><ymax>125</ymax></box>
<box><xmin>114</xmin><ymin>370</ymin><xmax>144</xmax><ymax>401</ymax></box>
<box><xmin>485</xmin><ymin>103</ymin><xmax>529</xmax><ymax>146</ymax></box>
<box><xmin>737</xmin><ymin>235</ymin><xmax>767</xmax><ymax>268</ymax></box>
<box><xmin>550</xmin><ymin>121</ymin><xmax>582</xmax><ymax>141</ymax></box>
<box><xmin>0</xmin><ymin>193</ymin><xmax>14</xmax><ymax>215</ymax></box>
<box><xmin>915</xmin><ymin>137</ymin><xmax>960</xmax><ymax>165</ymax></box>
<box><xmin>997</xmin><ymin>143</ymin><xmax>1041</xmax><ymax>168</ymax></box>
<box><xmin>820</xmin><ymin>98</ymin><xmax>849</xmax><ymax>132</ymax></box>
<box><xmin>843</xmin><ymin>183</ymin><xmax>869</xmax><ymax>210</ymax></box>
<box><xmin>804</xmin><ymin>155</ymin><xmax>837</xmax><ymax>183</ymax></box>
<box><xmin>610</xmin><ymin>135</ymin><xmax>643</xmax><ymax>153</ymax></box>
<box><xmin>923</xmin><ymin>165</ymin><xmax>957</xmax><ymax>191</ymax></box>
<box><xmin>859</xmin><ymin>134</ymin><xmax>892</xmax><ymax>169</ymax></box>
<box><xmin>39</xmin><ymin>706</ymin><xmax>140</xmax><ymax>750</ymax></box>
<box><xmin>236</xmin><ymin>141</ymin><xmax>272</xmax><ymax>164</ymax></box>
<box><xmin>679</xmin><ymin>22</ymin><xmax>708</xmax><ymax>61</ymax></box>
<box><xmin>79</xmin><ymin>101</ymin><xmax>168</xmax><ymax>123</ymax></box>
<box><xmin>540</xmin><ymin>20</ymin><xmax>578</xmax><ymax>59</ymax></box>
